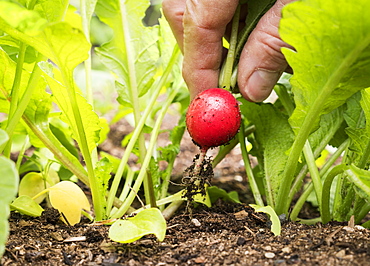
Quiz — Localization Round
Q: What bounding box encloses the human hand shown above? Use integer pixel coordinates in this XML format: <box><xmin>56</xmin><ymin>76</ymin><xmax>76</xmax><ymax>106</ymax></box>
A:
<box><xmin>162</xmin><ymin>0</ymin><xmax>295</xmax><ymax>102</ymax></box>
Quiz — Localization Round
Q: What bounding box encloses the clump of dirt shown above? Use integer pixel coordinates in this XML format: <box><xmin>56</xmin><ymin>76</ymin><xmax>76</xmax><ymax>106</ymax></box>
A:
<box><xmin>182</xmin><ymin>154</ymin><xmax>214</xmax><ymax>203</ymax></box>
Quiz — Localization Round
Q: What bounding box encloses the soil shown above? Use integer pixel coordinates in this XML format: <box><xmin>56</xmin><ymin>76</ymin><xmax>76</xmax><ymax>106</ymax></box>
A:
<box><xmin>3</xmin><ymin>120</ymin><xmax>370</xmax><ymax>266</ymax></box>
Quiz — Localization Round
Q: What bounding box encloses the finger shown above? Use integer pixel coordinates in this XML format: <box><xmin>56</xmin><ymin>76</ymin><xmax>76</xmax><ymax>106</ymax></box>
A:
<box><xmin>237</xmin><ymin>0</ymin><xmax>295</xmax><ymax>102</ymax></box>
<box><xmin>162</xmin><ymin>0</ymin><xmax>187</xmax><ymax>52</ymax></box>
<box><xmin>182</xmin><ymin>0</ymin><xmax>239</xmax><ymax>100</ymax></box>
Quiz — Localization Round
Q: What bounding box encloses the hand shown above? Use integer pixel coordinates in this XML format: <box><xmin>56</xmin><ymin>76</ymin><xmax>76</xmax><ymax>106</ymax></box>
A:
<box><xmin>163</xmin><ymin>0</ymin><xmax>295</xmax><ymax>102</ymax></box>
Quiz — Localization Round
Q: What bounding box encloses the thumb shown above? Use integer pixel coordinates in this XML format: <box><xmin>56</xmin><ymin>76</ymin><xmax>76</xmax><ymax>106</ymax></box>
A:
<box><xmin>238</xmin><ymin>0</ymin><xmax>295</xmax><ymax>102</ymax></box>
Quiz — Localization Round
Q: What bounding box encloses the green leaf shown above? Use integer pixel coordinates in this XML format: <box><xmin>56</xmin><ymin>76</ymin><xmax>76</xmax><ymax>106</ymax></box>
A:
<box><xmin>0</xmin><ymin>1</ymin><xmax>48</xmax><ymax>35</ymax></box>
<box><xmin>347</xmin><ymin>165</ymin><xmax>370</xmax><ymax>202</ymax></box>
<box><xmin>280</xmin><ymin>0</ymin><xmax>370</xmax><ymax>134</ymax></box>
<box><xmin>0</xmin><ymin>154</ymin><xmax>18</xmax><ymax>258</ymax></box>
<box><xmin>343</xmin><ymin>89</ymin><xmax>370</xmax><ymax>162</ymax></box>
<box><xmin>208</xmin><ymin>186</ymin><xmax>240</xmax><ymax>204</ymax></box>
<box><xmin>34</xmin><ymin>0</ymin><xmax>69</xmax><ymax>23</ymax></box>
<box><xmin>307</xmin><ymin>107</ymin><xmax>344</xmax><ymax>157</ymax></box>
<box><xmin>109</xmin><ymin>208</ymin><xmax>166</xmax><ymax>243</ymax></box>
<box><xmin>250</xmin><ymin>204</ymin><xmax>281</xmax><ymax>236</ymax></box>
<box><xmin>10</xmin><ymin>195</ymin><xmax>44</xmax><ymax>217</ymax></box>
<box><xmin>275</xmin><ymin>0</ymin><xmax>370</xmax><ymax>215</ymax></box>
<box><xmin>239</xmin><ymin>100</ymin><xmax>294</xmax><ymax>206</ymax></box>
<box><xmin>0</xmin><ymin>5</ymin><xmax>89</xmax><ymax>71</ymax></box>
<box><xmin>18</xmin><ymin>172</ymin><xmax>47</xmax><ymax>204</ymax></box>
<box><xmin>41</xmin><ymin>67</ymin><xmax>101</xmax><ymax>154</ymax></box>
<box><xmin>95</xmin><ymin>0</ymin><xmax>159</xmax><ymax>104</ymax></box>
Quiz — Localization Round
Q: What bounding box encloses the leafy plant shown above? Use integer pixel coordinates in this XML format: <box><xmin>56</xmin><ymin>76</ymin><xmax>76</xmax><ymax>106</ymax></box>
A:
<box><xmin>2</xmin><ymin>0</ymin><xmax>370</xmax><ymax>255</ymax></box>
<box><xmin>226</xmin><ymin>0</ymin><xmax>370</xmax><ymax>225</ymax></box>
<box><xmin>0</xmin><ymin>0</ymin><xmax>189</xmax><ymax>244</ymax></box>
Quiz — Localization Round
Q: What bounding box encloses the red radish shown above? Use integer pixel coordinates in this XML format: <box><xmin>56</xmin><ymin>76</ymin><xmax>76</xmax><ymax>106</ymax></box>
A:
<box><xmin>186</xmin><ymin>88</ymin><xmax>241</xmax><ymax>152</ymax></box>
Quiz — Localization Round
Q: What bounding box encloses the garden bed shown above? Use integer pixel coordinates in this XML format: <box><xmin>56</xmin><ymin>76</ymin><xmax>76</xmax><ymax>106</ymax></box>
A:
<box><xmin>3</xmin><ymin>123</ymin><xmax>370</xmax><ymax>266</ymax></box>
<box><xmin>3</xmin><ymin>203</ymin><xmax>370</xmax><ymax>266</ymax></box>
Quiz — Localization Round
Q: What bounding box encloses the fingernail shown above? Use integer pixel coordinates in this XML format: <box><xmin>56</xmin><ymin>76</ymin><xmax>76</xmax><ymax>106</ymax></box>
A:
<box><xmin>246</xmin><ymin>69</ymin><xmax>281</xmax><ymax>102</ymax></box>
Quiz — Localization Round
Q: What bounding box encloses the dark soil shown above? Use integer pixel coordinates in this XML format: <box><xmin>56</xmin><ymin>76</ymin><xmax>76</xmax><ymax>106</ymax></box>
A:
<box><xmin>3</xmin><ymin>120</ymin><xmax>370</xmax><ymax>266</ymax></box>
<box><xmin>3</xmin><ymin>203</ymin><xmax>370</xmax><ymax>266</ymax></box>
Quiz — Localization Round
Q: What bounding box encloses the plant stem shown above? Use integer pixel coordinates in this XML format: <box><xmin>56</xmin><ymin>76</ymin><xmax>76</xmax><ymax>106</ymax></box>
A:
<box><xmin>219</xmin><ymin>4</ymin><xmax>240</xmax><ymax>90</ymax></box>
<box><xmin>110</xmin><ymin>86</ymin><xmax>180</xmax><ymax>219</ymax></box>
<box><xmin>60</xmin><ymin>68</ymin><xmax>104</xmax><ymax>220</ymax></box>
<box><xmin>356</xmin><ymin>202</ymin><xmax>370</xmax><ymax>224</ymax></box>
<box><xmin>80</xmin><ymin>0</ymin><xmax>94</xmax><ymax>106</ymax></box>
<box><xmin>3</xmin><ymin>43</ymin><xmax>27</xmax><ymax>157</ymax></box>
<box><xmin>321</xmin><ymin>164</ymin><xmax>348</xmax><ymax>224</ymax></box>
<box><xmin>238</xmin><ymin>123</ymin><xmax>264</xmax><ymax>206</ymax></box>
<box><xmin>162</xmin><ymin>200</ymin><xmax>184</xmax><ymax>220</ymax></box>
<box><xmin>212</xmin><ymin>125</ymin><xmax>255</xmax><ymax>167</ymax></box>
<box><xmin>106</xmin><ymin>46</ymin><xmax>181</xmax><ymax>217</ymax></box>
<box><xmin>118</xmin><ymin>0</ymin><xmax>149</xmax><ymax>203</ymax></box>
<box><xmin>289</xmin><ymin>139</ymin><xmax>349</xmax><ymax>221</ymax></box>
<box><xmin>302</xmin><ymin>140</ymin><xmax>322</xmax><ymax>210</ymax></box>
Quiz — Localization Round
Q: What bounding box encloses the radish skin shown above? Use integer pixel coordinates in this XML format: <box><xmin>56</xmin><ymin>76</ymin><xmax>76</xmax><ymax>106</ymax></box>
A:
<box><xmin>186</xmin><ymin>88</ymin><xmax>241</xmax><ymax>151</ymax></box>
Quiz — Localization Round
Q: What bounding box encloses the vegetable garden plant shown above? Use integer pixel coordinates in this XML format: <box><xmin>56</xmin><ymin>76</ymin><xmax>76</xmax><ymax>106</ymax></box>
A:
<box><xmin>1</xmin><ymin>0</ymin><xmax>370</xmax><ymax>259</ymax></box>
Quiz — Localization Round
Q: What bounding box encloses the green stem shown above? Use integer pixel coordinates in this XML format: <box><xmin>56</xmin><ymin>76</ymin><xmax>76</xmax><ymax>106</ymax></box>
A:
<box><xmin>162</xmin><ymin>200</ymin><xmax>185</xmax><ymax>220</ymax></box>
<box><xmin>302</xmin><ymin>140</ymin><xmax>322</xmax><ymax>210</ymax></box>
<box><xmin>110</xmin><ymin>85</ymin><xmax>180</xmax><ymax>219</ymax></box>
<box><xmin>106</xmin><ymin>46</ymin><xmax>180</xmax><ymax>216</ymax></box>
<box><xmin>118</xmin><ymin>168</ymin><xmax>135</xmax><ymax>202</ymax></box>
<box><xmin>58</xmin><ymin>65</ymin><xmax>104</xmax><ymax>220</ymax></box>
<box><xmin>321</xmin><ymin>164</ymin><xmax>348</xmax><ymax>224</ymax></box>
<box><xmin>289</xmin><ymin>139</ymin><xmax>349</xmax><ymax>221</ymax></box>
<box><xmin>356</xmin><ymin>202</ymin><xmax>370</xmax><ymax>224</ymax></box>
<box><xmin>0</xmin><ymin>53</ymin><xmax>45</xmax><ymax>156</ymax></box>
<box><xmin>3</xmin><ymin>43</ymin><xmax>27</xmax><ymax>157</ymax></box>
<box><xmin>15</xmin><ymin>136</ymin><xmax>29</xmax><ymax>172</ymax></box>
<box><xmin>274</xmin><ymin>84</ymin><xmax>294</xmax><ymax>115</ymax></box>
<box><xmin>80</xmin><ymin>0</ymin><xmax>94</xmax><ymax>106</ymax></box>
<box><xmin>118</xmin><ymin>0</ymin><xmax>149</xmax><ymax>203</ymax></box>
<box><xmin>160</xmin><ymin>155</ymin><xmax>177</xmax><ymax>202</ymax></box>
<box><xmin>238</xmin><ymin>123</ymin><xmax>264</xmax><ymax>206</ymax></box>
<box><xmin>219</xmin><ymin>4</ymin><xmax>240</xmax><ymax>90</ymax></box>
<box><xmin>80</xmin><ymin>0</ymin><xmax>99</xmax><ymax>167</ymax></box>
<box><xmin>146</xmin><ymin>169</ymin><xmax>158</xmax><ymax>208</ymax></box>
<box><xmin>212</xmin><ymin>125</ymin><xmax>255</xmax><ymax>167</ymax></box>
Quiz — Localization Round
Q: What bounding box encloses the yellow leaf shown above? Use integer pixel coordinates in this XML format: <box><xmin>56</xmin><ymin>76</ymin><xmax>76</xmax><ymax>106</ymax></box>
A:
<box><xmin>49</xmin><ymin>181</ymin><xmax>90</xmax><ymax>225</ymax></box>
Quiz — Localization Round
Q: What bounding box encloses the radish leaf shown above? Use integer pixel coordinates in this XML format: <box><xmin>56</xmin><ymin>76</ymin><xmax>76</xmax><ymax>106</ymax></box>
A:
<box><xmin>109</xmin><ymin>208</ymin><xmax>166</xmax><ymax>243</ymax></box>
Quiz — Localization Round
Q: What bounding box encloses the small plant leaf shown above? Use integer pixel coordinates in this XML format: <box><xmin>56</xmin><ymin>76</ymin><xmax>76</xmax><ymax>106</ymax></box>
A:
<box><xmin>10</xmin><ymin>195</ymin><xmax>44</xmax><ymax>217</ymax></box>
<box><xmin>109</xmin><ymin>208</ymin><xmax>166</xmax><ymax>243</ymax></box>
<box><xmin>208</xmin><ymin>186</ymin><xmax>240</xmax><ymax>204</ymax></box>
<box><xmin>18</xmin><ymin>172</ymin><xmax>47</xmax><ymax>204</ymax></box>
<box><xmin>250</xmin><ymin>204</ymin><xmax>281</xmax><ymax>236</ymax></box>
<box><xmin>0</xmin><ymin>154</ymin><xmax>18</xmax><ymax>258</ymax></box>
<box><xmin>49</xmin><ymin>181</ymin><xmax>90</xmax><ymax>225</ymax></box>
